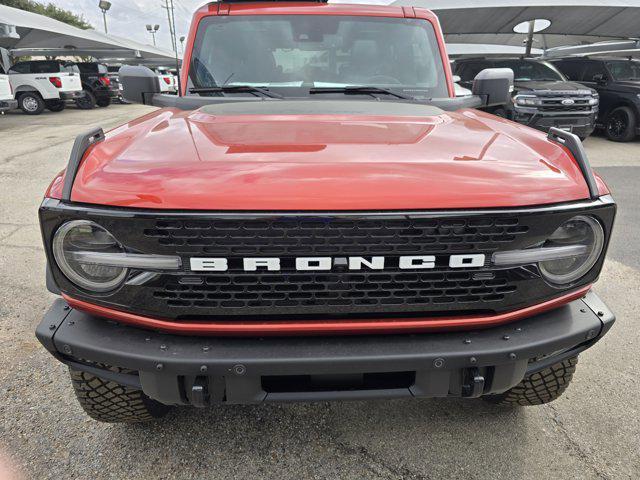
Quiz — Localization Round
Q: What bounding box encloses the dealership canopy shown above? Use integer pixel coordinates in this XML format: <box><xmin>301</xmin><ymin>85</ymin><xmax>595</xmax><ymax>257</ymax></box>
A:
<box><xmin>387</xmin><ymin>0</ymin><xmax>640</xmax><ymax>49</ymax></box>
<box><xmin>0</xmin><ymin>4</ymin><xmax>176</xmax><ymax>63</ymax></box>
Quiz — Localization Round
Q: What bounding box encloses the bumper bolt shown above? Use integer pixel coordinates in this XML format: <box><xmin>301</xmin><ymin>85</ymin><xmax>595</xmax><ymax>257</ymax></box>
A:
<box><xmin>200</xmin><ymin>365</ymin><xmax>208</xmax><ymax>373</ymax></box>
<box><xmin>63</xmin><ymin>305</ymin><xmax>70</xmax><ymax>311</ymax></box>
<box><xmin>503</xmin><ymin>335</ymin><xmax>510</xmax><ymax>341</ymax></box>
<box><xmin>586</xmin><ymin>329</ymin><xmax>596</xmax><ymax>340</ymax></box>
<box><xmin>160</xmin><ymin>344</ymin><xmax>167</xmax><ymax>351</ymax></box>
<box><xmin>469</xmin><ymin>357</ymin><xmax>477</xmax><ymax>364</ymax></box>
<box><xmin>463</xmin><ymin>339</ymin><xmax>471</xmax><ymax>344</ymax></box>
<box><xmin>509</xmin><ymin>353</ymin><xmax>517</xmax><ymax>360</ymax></box>
<box><xmin>202</xmin><ymin>346</ymin><xmax>210</xmax><ymax>352</ymax></box>
<box><xmin>597</xmin><ymin>311</ymin><xmax>604</xmax><ymax>317</ymax></box>
<box><xmin>48</xmin><ymin>324</ymin><xmax>56</xmax><ymax>330</ymax></box>
<box><xmin>233</xmin><ymin>364</ymin><xmax>246</xmax><ymax>375</ymax></box>
<box><xmin>433</xmin><ymin>358</ymin><xmax>445</xmax><ymax>369</ymax></box>
<box><xmin>580</xmin><ymin>308</ymin><xmax>587</xmax><ymax>313</ymax></box>
<box><xmin>156</xmin><ymin>363</ymin><xmax>164</xmax><ymax>371</ymax></box>
<box><xmin>515</xmin><ymin>327</ymin><xmax>522</xmax><ymax>332</ymax></box>
<box><xmin>62</xmin><ymin>344</ymin><xmax>72</xmax><ymax>354</ymax></box>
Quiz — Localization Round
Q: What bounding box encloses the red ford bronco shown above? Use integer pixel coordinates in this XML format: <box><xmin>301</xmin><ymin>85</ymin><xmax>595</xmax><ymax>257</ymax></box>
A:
<box><xmin>37</xmin><ymin>1</ymin><xmax>616</xmax><ymax>423</ymax></box>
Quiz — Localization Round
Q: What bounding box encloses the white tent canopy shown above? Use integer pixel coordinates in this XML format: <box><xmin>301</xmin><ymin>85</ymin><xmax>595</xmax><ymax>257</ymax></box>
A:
<box><xmin>544</xmin><ymin>40</ymin><xmax>640</xmax><ymax>58</ymax></box>
<box><xmin>447</xmin><ymin>44</ymin><xmax>543</xmax><ymax>58</ymax></box>
<box><xmin>0</xmin><ymin>4</ymin><xmax>176</xmax><ymax>63</ymax></box>
<box><xmin>390</xmin><ymin>0</ymin><xmax>640</xmax><ymax>49</ymax></box>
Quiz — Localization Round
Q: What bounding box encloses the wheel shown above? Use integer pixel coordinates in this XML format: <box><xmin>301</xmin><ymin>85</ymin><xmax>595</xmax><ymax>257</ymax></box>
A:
<box><xmin>45</xmin><ymin>100</ymin><xmax>65</xmax><ymax>112</ymax></box>
<box><xmin>69</xmin><ymin>364</ymin><xmax>171</xmax><ymax>423</ymax></box>
<box><xmin>96</xmin><ymin>96</ymin><xmax>111</xmax><ymax>107</ymax></box>
<box><xmin>605</xmin><ymin>106</ymin><xmax>637</xmax><ymax>142</ymax></box>
<box><xmin>578</xmin><ymin>136</ymin><xmax>588</xmax><ymax>142</ymax></box>
<box><xmin>482</xmin><ymin>356</ymin><xmax>578</xmax><ymax>406</ymax></box>
<box><xmin>75</xmin><ymin>91</ymin><xmax>96</xmax><ymax>110</ymax></box>
<box><xmin>18</xmin><ymin>92</ymin><xmax>45</xmax><ymax>115</ymax></box>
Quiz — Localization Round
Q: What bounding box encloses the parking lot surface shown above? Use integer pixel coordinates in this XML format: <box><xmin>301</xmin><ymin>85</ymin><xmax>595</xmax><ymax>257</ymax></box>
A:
<box><xmin>0</xmin><ymin>105</ymin><xmax>638</xmax><ymax>480</ymax></box>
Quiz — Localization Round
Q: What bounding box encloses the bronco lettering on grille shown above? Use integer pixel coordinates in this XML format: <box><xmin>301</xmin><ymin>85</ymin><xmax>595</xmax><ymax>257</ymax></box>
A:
<box><xmin>190</xmin><ymin>255</ymin><xmax>486</xmax><ymax>272</ymax></box>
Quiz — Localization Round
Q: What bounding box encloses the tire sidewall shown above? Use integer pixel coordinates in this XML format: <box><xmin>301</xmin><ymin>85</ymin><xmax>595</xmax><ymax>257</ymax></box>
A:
<box><xmin>18</xmin><ymin>92</ymin><xmax>44</xmax><ymax>115</ymax></box>
<box><xmin>76</xmin><ymin>91</ymin><xmax>96</xmax><ymax>110</ymax></box>
<box><xmin>606</xmin><ymin>106</ymin><xmax>637</xmax><ymax>142</ymax></box>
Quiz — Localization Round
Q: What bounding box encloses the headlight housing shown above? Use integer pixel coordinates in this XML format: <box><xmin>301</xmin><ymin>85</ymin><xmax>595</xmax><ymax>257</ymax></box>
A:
<box><xmin>52</xmin><ymin>220</ymin><xmax>128</xmax><ymax>292</ymax></box>
<box><xmin>514</xmin><ymin>95</ymin><xmax>542</xmax><ymax>107</ymax></box>
<box><xmin>539</xmin><ymin>215</ymin><xmax>605</xmax><ymax>285</ymax></box>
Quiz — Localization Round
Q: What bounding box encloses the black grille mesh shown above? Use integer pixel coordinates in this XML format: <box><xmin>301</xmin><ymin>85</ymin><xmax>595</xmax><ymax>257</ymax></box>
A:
<box><xmin>143</xmin><ymin>217</ymin><xmax>529</xmax><ymax>256</ymax></box>
<box><xmin>153</xmin><ymin>271</ymin><xmax>517</xmax><ymax>314</ymax></box>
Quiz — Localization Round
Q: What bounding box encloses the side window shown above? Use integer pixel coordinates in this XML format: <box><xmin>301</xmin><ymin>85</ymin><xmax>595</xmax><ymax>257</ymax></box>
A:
<box><xmin>456</xmin><ymin>62</ymin><xmax>490</xmax><ymax>82</ymax></box>
<box><xmin>9</xmin><ymin>63</ymin><xmax>30</xmax><ymax>74</ymax></box>
<box><xmin>582</xmin><ymin>62</ymin><xmax>607</xmax><ymax>82</ymax></box>
<box><xmin>30</xmin><ymin>61</ymin><xmax>59</xmax><ymax>73</ymax></box>
<box><xmin>553</xmin><ymin>61</ymin><xmax>585</xmax><ymax>81</ymax></box>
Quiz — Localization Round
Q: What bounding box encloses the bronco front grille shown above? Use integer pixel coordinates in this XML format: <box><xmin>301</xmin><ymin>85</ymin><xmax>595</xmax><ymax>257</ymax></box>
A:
<box><xmin>39</xmin><ymin>199</ymin><xmax>616</xmax><ymax>323</ymax></box>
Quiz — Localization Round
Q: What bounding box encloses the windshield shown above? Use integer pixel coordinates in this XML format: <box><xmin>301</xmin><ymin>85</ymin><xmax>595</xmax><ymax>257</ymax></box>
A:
<box><xmin>188</xmin><ymin>15</ymin><xmax>449</xmax><ymax>99</ymax></box>
<box><xmin>606</xmin><ymin>60</ymin><xmax>640</xmax><ymax>81</ymax></box>
<box><xmin>494</xmin><ymin>60</ymin><xmax>565</xmax><ymax>82</ymax></box>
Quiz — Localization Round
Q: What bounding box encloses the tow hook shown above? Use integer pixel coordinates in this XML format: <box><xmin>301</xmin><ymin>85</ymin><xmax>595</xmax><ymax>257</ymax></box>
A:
<box><xmin>462</xmin><ymin>368</ymin><xmax>485</xmax><ymax>398</ymax></box>
<box><xmin>190</xmin><ymin>376</ymin><xmax>210</xmax><ymax>407</ymax></box>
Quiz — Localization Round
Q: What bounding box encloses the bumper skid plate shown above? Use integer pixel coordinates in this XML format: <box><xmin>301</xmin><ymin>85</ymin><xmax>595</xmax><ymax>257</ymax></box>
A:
<box><xmin>36</xmin><ymin>292</ymin><xmax>614</xmax><ymax>406</ymax></box>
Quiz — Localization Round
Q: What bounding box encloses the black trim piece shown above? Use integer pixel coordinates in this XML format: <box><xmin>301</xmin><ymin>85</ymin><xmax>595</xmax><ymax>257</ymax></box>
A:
<box><xmin>61</xmin><ymin>127</ymin><xmax>105</xmax><ymax>201</ymax></box>
<box><xmin>547</xmin><ymin>127</ymin><xmax>599</xmax><ymax>200</ymax></box>
<box><xmin>63</xmin><ymin>359</ymin><xmax>142</xmax><ymax>389</ymax></box>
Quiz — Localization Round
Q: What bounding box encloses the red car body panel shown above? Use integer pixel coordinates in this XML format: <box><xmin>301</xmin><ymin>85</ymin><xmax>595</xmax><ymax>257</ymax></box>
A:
<box><xmin>47</xmin><ymin>106</ymin><xmax>607</xmax><ymax>210</ymax></box>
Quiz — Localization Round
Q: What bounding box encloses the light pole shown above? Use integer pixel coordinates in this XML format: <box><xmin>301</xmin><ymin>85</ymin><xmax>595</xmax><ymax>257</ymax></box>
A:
<box><xmin>146</xmin><ymin>24</ymin><xmax>160</xmax><ymax>46</ymax></box>
<box><xmin>98</xmin><ymin>0</ymin><xmax>111</xmax><ymax>34</ymax></box>
<box><xmin>179</xmin><ymin>36</ymin><xmax>185</xmax><ymax>55</ymax></box>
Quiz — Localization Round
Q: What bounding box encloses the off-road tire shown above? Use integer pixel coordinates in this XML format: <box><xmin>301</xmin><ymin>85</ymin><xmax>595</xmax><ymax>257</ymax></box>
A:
<box><xmin>605</xmin><ymin>106</ymin><xmax>637</xmax><ymax>142</ymax></box>
<box><xmin>483</xmin><ymin>356</ymin><xmax>578</xmax><ymax>406</ymax></box>
<box><xmin>75</xmin><ymin>91</ymin><xmax>96</xmax><ymax>110</ymax></box>
<box><xmin>69</xmin><ymin>364</ymin><xmax>171</xmax><ymax>423</ymax></box>
<box><xmin>18</xmin><ymin>92</ymin><xmax>45</xmax><ymax>115</ymax></box>
<box><xmin>96</xmin><ymin>96</ymin><xmax>111</xmax><ymax>107</ymax></box>
<box><xmin>45</xmin><ymin>100</ymin><xmax>65</xmax><ymax>112</ymax></box>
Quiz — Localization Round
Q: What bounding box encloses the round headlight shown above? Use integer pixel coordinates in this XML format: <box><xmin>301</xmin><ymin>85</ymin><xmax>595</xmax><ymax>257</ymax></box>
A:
<box><xmin>52</xmin><ymin>220</ymin><xmax>128</xmax><ymax>292</ymax></box>
<box><xmin>539</xmin><ymin>215</ymin><xmax>604</xmax><ymax>285</ymax></box>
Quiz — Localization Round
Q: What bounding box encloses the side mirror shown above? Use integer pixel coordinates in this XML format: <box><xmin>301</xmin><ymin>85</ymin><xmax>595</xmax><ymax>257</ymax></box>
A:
<box><xmin>472</xmin><ymin>68</ymin><xmax>514</xmax><ymax>107</ymax></box>
<box><xmin>119</xmin><ymin>65</ymin><xmax>161</xmax><ymax>104</ymax></box>
<box><xmin>592</xmin><ymin>73</ymin><xmax>607</xmax><ymax>85</ymax></box>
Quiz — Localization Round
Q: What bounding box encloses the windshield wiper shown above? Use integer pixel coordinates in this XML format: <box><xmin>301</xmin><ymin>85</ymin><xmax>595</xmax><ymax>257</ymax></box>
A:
<box><xmin>309</xmin><ymin>86</ymin><xmax>416</xmax><ymax>100</ymax></box>
<box><xmin>189</xmin><ymin>85</ymin><xmax>283</xmax><ymax>99</ymax></box>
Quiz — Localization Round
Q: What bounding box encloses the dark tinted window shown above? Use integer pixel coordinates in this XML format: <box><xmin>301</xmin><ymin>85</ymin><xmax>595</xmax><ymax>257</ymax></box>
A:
<box><xmin>552</xmin><ymin>60</ymin><xmax>585</xmax><ymax>81</ymax></box>
<box><xmin>76</xmin><ymin>63</ymin><xmax>97</xmax><ymax>74</ymax></box>
<box><xmin>493</xmin><ymin>60</ymin><xmax>564</xmax><ymax>81</ymax></box>
<box><xmin>582</xmin><ymin>62</ymin><xmax>608</xmax><ymax>82</ymax></box>
<box><xmin>30</xmin><ymin>61</ymin><xmax>62</xmax><ymax>73</ymax></box>
<box><xmin>455</xmin><ymin>61</ymin><xmax>492</xmax><ymax>81</ymax></box>
<box><xmin>9</xmin><ymin>62</ymin><xmax>31</xmax><ymax>74</ymax></box>
<box><xmin>605</xmin><ymin>60</ymin><xmax>640</xmax><ymax>81</ymax></box>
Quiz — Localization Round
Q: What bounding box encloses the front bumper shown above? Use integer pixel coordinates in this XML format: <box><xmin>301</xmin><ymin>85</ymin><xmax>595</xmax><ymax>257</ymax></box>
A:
<box><xmin>0</xmin><ymin>99</ymin><xmax>18</xmax><ymax>112</ymax></box>
<box><xmin>513</xmin><ymin>109</ymin><xmax>597</xmax><ymax>137</ymax></box>
<box><xmin>36</xmin><ymin>291</ymin><xmax>614</xmax><ymax>406</ymax></box>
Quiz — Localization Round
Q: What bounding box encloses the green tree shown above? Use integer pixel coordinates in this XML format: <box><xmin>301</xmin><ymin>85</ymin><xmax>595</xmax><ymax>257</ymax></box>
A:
<box><xmin>0</xmin><ymin>0</ymin><xmax>92</xmax><ymax>29</ymax></box>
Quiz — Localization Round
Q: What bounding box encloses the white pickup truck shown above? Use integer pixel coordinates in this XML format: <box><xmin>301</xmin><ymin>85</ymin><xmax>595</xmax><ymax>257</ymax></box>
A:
<box><xmin>8</xmin><ymin>60</ymin><xmax>84</xmax><ymax>115</ymax></box>
<box><xmin>0</xmin><ymin>65</ymin><xmax>17</xmax><ymax>114</ymax></box>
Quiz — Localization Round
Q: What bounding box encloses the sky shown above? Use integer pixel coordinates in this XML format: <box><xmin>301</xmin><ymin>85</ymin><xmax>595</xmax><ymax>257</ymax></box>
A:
<box><xmin>59</xmin><ymin>0</ymin><xmax>203</xmax><ymax>52</ymax></box>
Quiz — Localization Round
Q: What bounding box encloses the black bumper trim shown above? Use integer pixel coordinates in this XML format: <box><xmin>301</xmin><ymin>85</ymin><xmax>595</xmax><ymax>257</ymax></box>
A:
<box><xmin>36</xmin><ymin>291</ymin><xmax>614</xmax><ymax>405</ymax></box>
<box><xmin>0</xmin><ymin>99</ymin><xmax>18</xmax><ymax>112</ymax></box>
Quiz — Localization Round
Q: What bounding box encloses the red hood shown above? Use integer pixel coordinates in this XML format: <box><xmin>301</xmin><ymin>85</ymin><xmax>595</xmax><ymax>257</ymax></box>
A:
<box><xmin>59</xmin><ymin>105</ymin><xmax>604</xmax><ymax>210</ymax></box>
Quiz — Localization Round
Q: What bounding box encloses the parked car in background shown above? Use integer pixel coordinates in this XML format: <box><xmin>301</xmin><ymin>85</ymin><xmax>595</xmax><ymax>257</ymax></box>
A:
<box><xmin>74</xmin><ymin>62</ymin><xmax>118</xmax><ymax>109</ymax></box>
<box><xmin>550</xmin><ymin>57</ymin><xmax>640</xmax><ymax>142</ymax></box>
<box><xmin>154</xmin><ymin>66</ymin><xmax>177</xmax><ymax>93</ymax></box>
<box><xmin>106</xmin><ymin>64</ymin><xmax>128</xmax><ymax>103</ymax></box>
<box><xmin>7</xmin><ymin>60</ymin><xmax>84</xmax><ymax>114</ymax></box>
<box><xmin>454</xmin><ymin>57</ymin><xmax>599</xmax><ymax>139</ymax></box>
<box><xmin>0</xmin><ymin>64</ymin><xmax>17</xmax><ymax>114</ymax></box>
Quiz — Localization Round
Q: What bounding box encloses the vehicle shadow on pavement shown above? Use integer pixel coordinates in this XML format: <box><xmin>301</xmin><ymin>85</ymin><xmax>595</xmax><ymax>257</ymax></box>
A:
<box><xmin>109</xmin><ymin>398</ymin><xmax>531</xmax><ymax>478</ymax></box>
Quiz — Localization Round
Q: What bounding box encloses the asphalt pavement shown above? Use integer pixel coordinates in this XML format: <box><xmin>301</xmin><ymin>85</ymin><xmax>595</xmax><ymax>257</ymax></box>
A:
<box><xmin>0</xmin><ymin>105</ymin><xmax>638</xmax><ymax>480</ymax></box>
